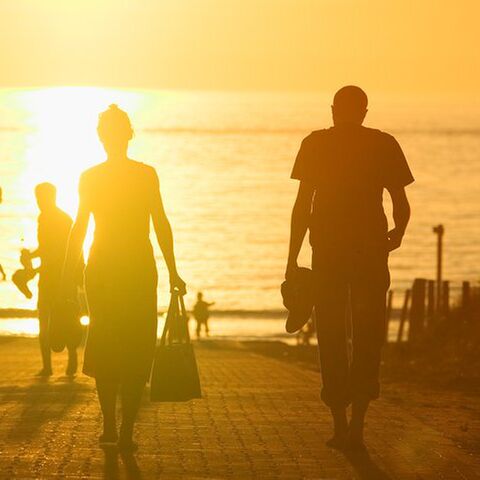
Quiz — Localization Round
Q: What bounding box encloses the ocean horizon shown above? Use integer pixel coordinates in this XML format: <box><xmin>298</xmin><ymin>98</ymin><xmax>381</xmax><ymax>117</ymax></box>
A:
<box><xmin>1</xmin><ymin>87</ymin><xmax>479</xmax><ymax>321</ymax></box>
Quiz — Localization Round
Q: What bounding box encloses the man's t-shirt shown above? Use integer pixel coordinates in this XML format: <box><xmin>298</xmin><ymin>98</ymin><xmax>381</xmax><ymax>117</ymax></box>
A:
<box><xmin>291</xmin><ymin>124</ymin><xmax>414</xmax><ymax>249</ymax></box>
<box><xmin>37</xmin><ymin>207</ymin><xmax>73</xmax><ymax>293</ymax></box>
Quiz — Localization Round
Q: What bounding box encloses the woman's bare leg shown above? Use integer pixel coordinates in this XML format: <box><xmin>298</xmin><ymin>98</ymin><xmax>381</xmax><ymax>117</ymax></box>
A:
<box><xmin>96</xmin><ymin>379</ymin><xmax>119</xmax><ymax>443</ymax></box>
<box><xmin>118</xmin><ymin>379</ymin><xmax>146</xmax><ymax>450</ymax></box>
<box><xmin>66</xmin><ymin>346</ymin><xmax>78</xmax><ymax>376</ymax></box>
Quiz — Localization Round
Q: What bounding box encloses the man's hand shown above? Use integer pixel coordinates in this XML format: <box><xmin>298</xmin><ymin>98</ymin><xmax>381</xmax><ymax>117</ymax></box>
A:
<box><xmin>387</xmin><ymin>228</ymin><xmax>404</xmax><ymax>251</ymax></box>
<box><xmin>285</xmin><ymin>261</ymin><xmax>298</xmax><ymax>281</ymax></box>
<box><xmin>387</xmin><ymin>186</ymin><xmax>410</xmax><ymax>252</ymax></box>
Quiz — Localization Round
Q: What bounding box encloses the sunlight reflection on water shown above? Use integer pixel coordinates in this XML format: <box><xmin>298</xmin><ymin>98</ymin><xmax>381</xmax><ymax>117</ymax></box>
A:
<box><xmin>0</xmin><ymin>87</ymin><xmax>479</xmax><ymax>320</ymax></box>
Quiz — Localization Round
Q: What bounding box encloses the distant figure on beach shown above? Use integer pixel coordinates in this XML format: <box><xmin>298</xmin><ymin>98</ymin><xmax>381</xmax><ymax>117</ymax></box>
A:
<box><xmin>286</xmin><ymin>86</ymin><xmax>414</xmax><ymax>451</ymax></box>
<box><xmin>193</xmin><ymin>292</ymin><xmax>214</xmax><ymax>338</ymax></box>
<box><xmin>12</xmin><ymin>248</ymin><xmax>38</xmax><ymax>298</ymax></box>
<box><xmin>58</xmin><ymin>104</ymin><xmax>185</xmax><ymax>452</ymax></box>
<box><xmin>28</xmin><ymin>182</ymin><xmax>80</xmax><ymax>377</ymax></box>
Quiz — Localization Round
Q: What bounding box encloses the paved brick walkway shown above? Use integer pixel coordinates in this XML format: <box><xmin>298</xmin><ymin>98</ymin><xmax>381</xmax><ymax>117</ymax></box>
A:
<box><xmin>0</xmin><ymin>337</ymin><xmax>479</xmax><ymax>479</ymax></box>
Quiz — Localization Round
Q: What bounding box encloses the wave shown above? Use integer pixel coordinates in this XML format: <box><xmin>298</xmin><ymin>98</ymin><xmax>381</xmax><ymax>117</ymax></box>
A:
<box><xmin>0</xmin><ymin>126</ymin><xmax>28</xmax><ymax>132</ymax></box>
<box><xmin>142</xmin><ymin>126</ymin><xmax>307</xmax><ymax>136</ymax></box>
<box><xmin>141</xmin><ymin>127</ymin><xmax>480</xmax><ymax>137</ymax></box>
<box><xmin>0</xmin><ymin>307</ymin><xmax>286</xmax><ymax>318</ymax></box>
<box><xmin>1</xmin><ymin>124</ymin><xmax>480</xmax><ymax>136</ymax></box>
<box><xmin>0</xmin><ymin>307</ymin><xmax>404</xmax><ymax>319</ymax></box>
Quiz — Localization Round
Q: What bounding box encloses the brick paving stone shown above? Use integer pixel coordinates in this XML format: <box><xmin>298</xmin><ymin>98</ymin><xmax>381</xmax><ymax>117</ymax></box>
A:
<box><xmin>0</xmin><ymin>337</ymin><xmax>479</xmax><ymax>479</ymax></box>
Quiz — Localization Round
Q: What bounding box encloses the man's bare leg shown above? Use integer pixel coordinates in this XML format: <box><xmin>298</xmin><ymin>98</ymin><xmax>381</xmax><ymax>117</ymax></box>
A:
<box><xmin>326</xmin><ymin>406</ymin><xmax>349</xmax><ymax>449</ymax></box>
<box><xmin>346</xmin><ymin>399</ymin><xmax>369</xmax><ymax>451</ymax></box>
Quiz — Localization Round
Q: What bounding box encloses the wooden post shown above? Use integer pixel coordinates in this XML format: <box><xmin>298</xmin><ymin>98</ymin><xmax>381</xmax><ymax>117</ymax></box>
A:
<box><xmin>433</xmin><ymin>224</ymin><xmax>444</xmax><ymax>314</ymax></box>
<box><xmin>409</xmin><ymin>278</ymin><xmax>427</xmax><ymax>342</ymax></box>
<box><xmin>385</xmin><ymin>290</ymin><xmax>393</xmax><ymax>343</ymax></box>
<box><xmin>442</xmin><ymin>280</ymin><xmax>450</xmax><ymax>318</ymax></box>
<box><xmin>397</xmin><ymin>289</ymin><xmax>411</xmax><ymax>343</ymax></box>
<box><xmin>427</xmin><ymin>280</ymin><xmax>435</xmax><ymax>326</ymax></box>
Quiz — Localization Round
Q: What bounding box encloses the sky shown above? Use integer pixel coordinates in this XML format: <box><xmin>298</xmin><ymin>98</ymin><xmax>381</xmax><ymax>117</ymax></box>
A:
<box><xmin>0</xmin><ymin>0</ymin><xmax>479</xmax><ymax>93</ymax></box>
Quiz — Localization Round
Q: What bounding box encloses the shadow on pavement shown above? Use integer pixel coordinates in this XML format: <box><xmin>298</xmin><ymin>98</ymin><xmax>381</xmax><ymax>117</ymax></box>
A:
<box><xmin>344</xmin><ymin>448</ymin><xmax>393</xmax><ymax>480</ymax></box>
<box><xmin>103</xmin><ymin>449</ymin><xmax>144</xmax><ymax>480</ymax></box>
<box><xmin>0</xmin><ymin>376</ymin><xmax>90</xmax><ymax>441</ymax></box>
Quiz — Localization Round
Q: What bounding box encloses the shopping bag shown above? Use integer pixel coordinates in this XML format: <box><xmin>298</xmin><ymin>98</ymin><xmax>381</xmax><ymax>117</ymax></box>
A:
<box><xmin>150</xmin><ymin>292</ymin><xmax>202</xmax><ymax>402</ymax></box>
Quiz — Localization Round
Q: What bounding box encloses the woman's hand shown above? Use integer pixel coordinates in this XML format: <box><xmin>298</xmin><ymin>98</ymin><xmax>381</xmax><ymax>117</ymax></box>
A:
<box><xmin>170</xmin><ymin>272</ymin><xmax>187</xmax><ymax>295</ymax></box>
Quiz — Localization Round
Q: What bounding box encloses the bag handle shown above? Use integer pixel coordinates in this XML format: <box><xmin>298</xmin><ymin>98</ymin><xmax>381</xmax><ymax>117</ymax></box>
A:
<box><xmin>160</xmin><ymin>291</ymin><xmax>190</xmax><ymax>346</ymax></box>
<box><xmin>160</xmin><ymin>292</ymin><xmax>178</xmax><ymax>346</ymax></box>
<box><xmin>178</xmin><ymin>294</ymin><xmax>191</xmax><ymax>343</ymax></box>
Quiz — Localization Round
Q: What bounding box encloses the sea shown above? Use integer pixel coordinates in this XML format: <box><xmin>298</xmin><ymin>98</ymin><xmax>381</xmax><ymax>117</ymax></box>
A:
<box><xmin>0</xmin><ymin>87</ymin><xmax>479</xmax><ymax>339</ymax></box>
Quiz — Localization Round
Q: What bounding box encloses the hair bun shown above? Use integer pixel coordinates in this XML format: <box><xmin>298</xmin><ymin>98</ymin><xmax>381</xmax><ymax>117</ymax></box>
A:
<box><xmin>98</xmin><ymin>104</ymin><xmax>133</xmax><ymax>140</ymax></box>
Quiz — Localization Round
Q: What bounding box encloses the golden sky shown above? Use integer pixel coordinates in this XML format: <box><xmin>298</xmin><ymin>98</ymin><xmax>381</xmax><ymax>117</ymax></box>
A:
<box><xmin>0</xmin><ymin>0</ymin><xmax>478</xmax><ymax>93</ymax></box>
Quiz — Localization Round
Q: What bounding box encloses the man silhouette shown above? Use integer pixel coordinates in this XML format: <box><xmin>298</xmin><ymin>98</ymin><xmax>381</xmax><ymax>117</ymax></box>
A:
<box><xmin>29</xmin><ymin>183</ymin><xmax>80</xmax><ymax>376</ymax></box>
<box><xmin>286</xmin><ymin>86</ymin><xmax>413</xmax><ymax>451</ymax></box>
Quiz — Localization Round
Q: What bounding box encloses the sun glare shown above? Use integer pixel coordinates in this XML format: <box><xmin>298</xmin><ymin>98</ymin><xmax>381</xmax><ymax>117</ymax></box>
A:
<box><xmin>18</xmin><ymin>87</ymin><xmax>142</xmax><ymax>215</ymax></box>
<box><xmin>12</xmin><ymin>87</ymin><xmax>142</xmax><ymax>251</ymax></box>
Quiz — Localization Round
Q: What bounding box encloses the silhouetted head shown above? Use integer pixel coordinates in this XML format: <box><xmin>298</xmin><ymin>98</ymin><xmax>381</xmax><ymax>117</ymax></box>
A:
<box><xmin>331</xmin><ymin>86</ymin><xmax>368</xmax><ymax>125</ymax></box>
<box><xmin>35</xmin><ymin>182</ymin><xmax>57</xmax><ymax>212</ymax></box>
<box><xmin>97</xmin><ymin>104</ymin><xmax>133</xmax><ymax>159</ymax></box>
<box><xmin>197</xmin><ymin>292</ymin><xmax>203</xmax><ymax>300</ymax></box>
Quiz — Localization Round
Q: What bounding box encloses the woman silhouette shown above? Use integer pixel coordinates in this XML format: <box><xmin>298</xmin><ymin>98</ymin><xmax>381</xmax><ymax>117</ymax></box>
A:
<box><xmin>61</xmin><ymin>104</ymin><xmax>186</xmax><ymax>451</ymax></box>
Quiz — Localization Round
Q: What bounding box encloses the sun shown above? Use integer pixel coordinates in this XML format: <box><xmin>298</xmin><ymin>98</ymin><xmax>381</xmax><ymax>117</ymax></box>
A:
<box><xmin>11</xmin><ymin>86</ymin><xmax>142</xmax><ymax>254</ymax></box>
<box><xmin>18</xmin><ymin>86</ymin><xmax>142</xmax><ymax>216</ymax></box>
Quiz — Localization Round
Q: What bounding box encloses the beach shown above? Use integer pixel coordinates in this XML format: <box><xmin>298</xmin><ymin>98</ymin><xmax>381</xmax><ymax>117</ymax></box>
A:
<box><xmin>0</xmin><ymin>335</ymin><xmax>479</xmax><ymax>479</ymax></box>
<box><xmin>0</xmin><ymin>309</ymin><xmax>405</xmax><ymax>344</ymax></box>
<box><xmin>1</xmin><ymin>2</ymin><xmax>479</xmax><ymax>478</ymax></box>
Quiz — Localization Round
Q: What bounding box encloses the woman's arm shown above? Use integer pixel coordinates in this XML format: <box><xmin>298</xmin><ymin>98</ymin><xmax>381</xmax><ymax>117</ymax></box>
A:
<box><xmin>61</xmin><ymin>191</ymin><xmax>90</xmax><ymax>297</ymax></box>
<box><xmin>150</xmin><ymin>171</ymin><xmax>186</xmax><ymax>294</ymax></box>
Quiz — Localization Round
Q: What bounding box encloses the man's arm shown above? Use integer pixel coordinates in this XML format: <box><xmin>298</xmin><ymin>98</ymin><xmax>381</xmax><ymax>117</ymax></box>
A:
<box><xmin>387</xmin><ymin>186</ymin><xmax>411</xmax><ymax>251</ymax></box>
<box><xmin>286</xmin><ymin>181</ymin><xmax>314</xmax><ymax>278</ymax></box>
<box><xmin>29</xmin><ymin>219</ymin><xmax>43</xmax><ymax>259</ymax></box>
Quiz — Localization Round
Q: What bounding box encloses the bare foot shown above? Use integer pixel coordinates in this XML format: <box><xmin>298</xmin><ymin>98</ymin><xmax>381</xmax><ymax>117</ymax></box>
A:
<box><xmin>326</xmin><ymin>432</ymin><xmax>348</xmax><ymax>450</ymax></box>
<box><xmin>65</xmin><ymin>361</ymin><xmax>78</xmax><ymax>376</ymax></box>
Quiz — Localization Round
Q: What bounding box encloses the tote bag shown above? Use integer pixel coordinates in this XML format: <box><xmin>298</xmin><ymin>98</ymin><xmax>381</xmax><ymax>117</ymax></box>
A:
<box><xmin>150</xmin><ymin>292</ymin><xmax>202</xmax><ymax>402</ymax></box>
